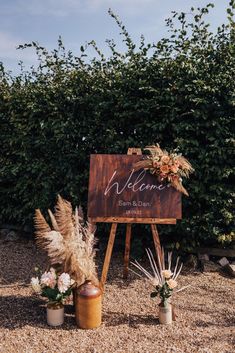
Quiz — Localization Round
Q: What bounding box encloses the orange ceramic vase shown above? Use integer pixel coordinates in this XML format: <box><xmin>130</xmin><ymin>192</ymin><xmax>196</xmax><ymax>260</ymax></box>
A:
<box><xmin>75</xmin><ymin>281</ymin><xmax>102</xmax><ymax>329</ymax></box>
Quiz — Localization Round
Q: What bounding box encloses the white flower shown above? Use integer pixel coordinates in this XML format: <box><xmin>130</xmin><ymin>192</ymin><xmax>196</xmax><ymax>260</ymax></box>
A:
<box><xmin>40</xmin><ymin>271</ymin><xmax>56</xmax><ymax>289</ymax></box>
<box><xmin>58</xmin><ymin>273</ymin><xmax>71</xmax><ymax>293</ymax></box>
<box><xmin>167</xmin><ymin>279</ymin><xmax>178</xmax><ymax>289</ymax></box>
<box><xmin>162</xmin><ymin>270</ymin><xmax>173</xmax><ymax>279</ymax></box>
<box><xmin>31</xmin><ymin>277</ymin><xmax>41</xmax><ymax>293</ymax></box>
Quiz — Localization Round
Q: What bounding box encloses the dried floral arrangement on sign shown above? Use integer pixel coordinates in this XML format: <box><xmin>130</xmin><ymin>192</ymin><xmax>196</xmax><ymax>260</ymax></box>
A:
<box><xmin>133</xmin><ymin>145</ymin><xmax>194</xmax><ymax>196</ymax></box>
<box><xmin>34</xmin><ymin>195</ymin><xmax>98</xmax><ymax>287</ymax></box>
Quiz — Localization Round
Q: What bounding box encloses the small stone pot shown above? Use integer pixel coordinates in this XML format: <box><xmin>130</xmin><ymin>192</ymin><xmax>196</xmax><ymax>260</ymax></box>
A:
<box><xmin>47</xmin><ymin>304</ymin><xmax>64</xmax><ymax>326</ymax></box>
<box><xmin>158</xmin><ymin>303</ymin><xmax>172</xmax><ymax>325</ymax></box>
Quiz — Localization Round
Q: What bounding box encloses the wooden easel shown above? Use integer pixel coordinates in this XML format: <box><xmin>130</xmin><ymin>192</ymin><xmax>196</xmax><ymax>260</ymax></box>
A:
<box><xmin>90</xmin><ymin>148</ymin><xmax>177</xmax><ymax>291</ymax></box>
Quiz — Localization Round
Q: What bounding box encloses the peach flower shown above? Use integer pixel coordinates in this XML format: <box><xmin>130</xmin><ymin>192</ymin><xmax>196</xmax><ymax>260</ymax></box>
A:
<box><xmin>160</xmin><ymin>165</ymin><xmax>169</xmax><ymax>174</ymax></box>
<box><xmin>171</xmin><ymin>164</ymin><xmax>179</xmax><ymax>173</ymax></box>
<box><xmin>167</xmin><ymin>279</ymin><xmax>178</xmax><ymax>289</ymax></box>
<box><xmin>162</xmin><ymin>270</ymin><xmax>173</xmax><ymax>279</ymax></box>
<box><xmin>161</xmin><ymin>155</ymin><xmax>170</xmax><ymax>164</ymax></box>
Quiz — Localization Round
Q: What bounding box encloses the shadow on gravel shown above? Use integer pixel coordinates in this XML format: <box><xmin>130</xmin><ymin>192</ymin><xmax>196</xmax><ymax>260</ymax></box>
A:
<box><xmin>194</xmin><ymin>319</ymin><xmax>235</xmax><ymax>328</ymax></box>
<box><xmin>0</xmin><ymin>295</ymin><xmax>77</xmax><ymax>330</ymax></box>
<box><xmin>103</xmin><ymin>311</ymin><xmax>158</xmax><ymax>328</ymax></box>
<box><xmin>0</xmin><ymin>295</ymin><xmax>45</xmax><ymax>329</ymax></box>
<box><xmin>0</xmin><ymin>295</ymin><xmax>159</xmax><ymax>330</ymax></box>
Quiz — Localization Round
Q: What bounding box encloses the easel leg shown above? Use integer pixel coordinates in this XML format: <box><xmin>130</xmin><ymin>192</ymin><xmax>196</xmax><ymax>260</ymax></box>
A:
<box><xmin>100</xmin><ymin>223</ymin><xmax>117</xmax><ymax>291</ymax></box>
<box><xmin>151</xmin><ymin>224</ymin><xmax>163</xmax><ymax>265</ymax></box>
<box><xmin>172</xmin><ymin>305</ymin><xmax>177</xmax><ymax>321</ymax></box>
<box><xmin>123</xmin><ymin>224</ymin><xmax>132</xmax><ymax>279</ymax></box>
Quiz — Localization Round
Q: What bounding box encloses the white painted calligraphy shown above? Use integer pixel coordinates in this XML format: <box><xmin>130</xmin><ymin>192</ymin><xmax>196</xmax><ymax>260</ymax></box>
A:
<box><xmin>104</xmin><ymin>169</ymin><xmax>166</xmax><ymax>196</ymax></box>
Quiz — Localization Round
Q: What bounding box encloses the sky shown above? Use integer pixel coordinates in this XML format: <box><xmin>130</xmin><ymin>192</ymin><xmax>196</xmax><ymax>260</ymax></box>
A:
<box><xmin>0</xmin><ymin>0</ymin><xmax>231</xmax><ymax>75</ymax></box>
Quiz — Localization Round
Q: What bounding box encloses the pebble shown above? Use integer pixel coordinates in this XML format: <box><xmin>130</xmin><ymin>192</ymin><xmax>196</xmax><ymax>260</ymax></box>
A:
<box><xmin>0</xmin><ymin>240</ymin><xmax>234</xmax><ymax>353</ymax></box>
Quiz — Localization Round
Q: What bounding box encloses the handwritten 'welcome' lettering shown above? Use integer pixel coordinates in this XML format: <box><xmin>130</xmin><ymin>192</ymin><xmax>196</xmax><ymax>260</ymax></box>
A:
<box><xmin>104</xmin><ymin>169</ymin><xmax>166</xmax><ymax>196</ymax></box>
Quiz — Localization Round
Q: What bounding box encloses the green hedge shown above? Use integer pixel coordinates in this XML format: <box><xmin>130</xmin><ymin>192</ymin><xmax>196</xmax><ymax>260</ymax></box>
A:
<box><xmin>0</xmin><ymin>3</ymin><xmax>234</xmax><ymax>249</ymax></box>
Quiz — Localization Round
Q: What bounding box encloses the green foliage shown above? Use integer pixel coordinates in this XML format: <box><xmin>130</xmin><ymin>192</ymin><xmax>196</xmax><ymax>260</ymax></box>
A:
<box><xmin>0</xmin><ymin>3</ymin><xmax>234</xmax><ymax>247</ymax></box>
<box><xmin>151</xmin><ymin>283</ymin><xmax>173</xmax><ymax>307</ymax></box>
<box><xmin>41</xmin><ymin>286</ymin><xmax>72</xmax><ymax>304</ymax></box>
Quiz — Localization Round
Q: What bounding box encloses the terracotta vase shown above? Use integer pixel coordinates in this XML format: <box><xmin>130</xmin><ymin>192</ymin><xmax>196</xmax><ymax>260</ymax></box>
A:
<box><xmin>47</xmin><ymin>303</ymin><xmax>64</xmax><ymax>326</ymax></box>
<box><xmin>75</xmin><ymin>281</ymin><xmax>102</xmax><ymax>329</ymax></box>
<box><xmin>158</xmin><ymin>303</ymin><xmax>172</xmax><ymax>325</ymax></box>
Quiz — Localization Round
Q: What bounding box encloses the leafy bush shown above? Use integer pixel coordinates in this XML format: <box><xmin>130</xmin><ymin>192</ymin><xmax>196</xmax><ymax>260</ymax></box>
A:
<box><xmin>0</xmin><ymin>2</ymin><xmax>234</xmax><ymax>249</ymax></box>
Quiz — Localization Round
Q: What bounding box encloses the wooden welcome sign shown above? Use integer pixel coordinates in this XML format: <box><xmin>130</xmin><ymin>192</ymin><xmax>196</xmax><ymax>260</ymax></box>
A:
<box><xmin>88</xmin><ymin>151</ymin><xmax>182</xmax><ymax>290</ymax></box>
<box><xmin>88</xmin><ymin>154</ymin><xmax>182</xmax><ymax>221</ymax></box>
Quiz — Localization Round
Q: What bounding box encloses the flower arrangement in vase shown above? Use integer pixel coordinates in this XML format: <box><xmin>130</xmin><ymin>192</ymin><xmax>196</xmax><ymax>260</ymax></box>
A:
<box><xmin>33</xmin><ymin>195</ymin><xmax>101</xmax><ymax>329</ymax></box>
<box><xmin>31</xmin><ymin>267</ymin><xmax>75</xmax><ymax>326</ymax></box>
<box><xmin>34</xmin><ymin>195</ymin><xmax>98</xmax><ymax>286</ymax></box>
<box><xmin>133</xmin><ymin>144</ymin><xmax>194</xmax><ymax>196</ymax></box>
<box><xmin>131</xmin><ymin>249</ymin><xmax>189</xmax><ymax>324</ymax></box>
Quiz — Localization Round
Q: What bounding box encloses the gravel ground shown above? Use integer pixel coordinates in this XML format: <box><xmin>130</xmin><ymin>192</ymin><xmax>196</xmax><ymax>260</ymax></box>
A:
<box><xmin>0</xmin><ymin>239</ymin><xmax>234</xmax><ymax>353</ymax></box>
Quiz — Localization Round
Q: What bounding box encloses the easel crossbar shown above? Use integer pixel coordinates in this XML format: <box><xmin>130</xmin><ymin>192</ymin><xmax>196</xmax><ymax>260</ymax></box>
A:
<box><xmin>90</xmin><ymin>217</ymin><xmax>177</xmax><ymax>224</ymax></box>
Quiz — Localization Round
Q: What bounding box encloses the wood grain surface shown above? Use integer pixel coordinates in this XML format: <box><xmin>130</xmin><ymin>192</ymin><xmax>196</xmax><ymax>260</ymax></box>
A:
<box><xmin>88</xmin><ymin>154</ymin><xmax>182</xmax><ymax>219</ymax></box>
